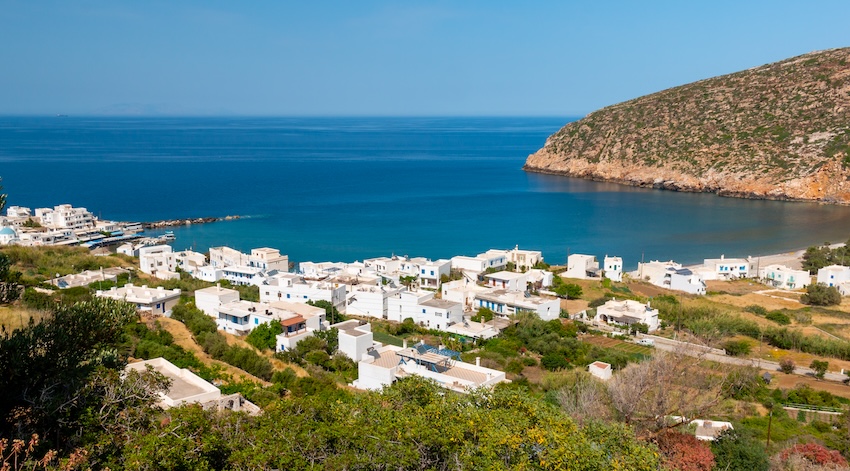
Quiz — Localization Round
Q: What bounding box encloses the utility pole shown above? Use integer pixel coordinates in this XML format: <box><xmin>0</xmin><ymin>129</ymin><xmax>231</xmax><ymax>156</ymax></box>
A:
<box><xmin>766</xmin><ymin>409</ymin><xmax>773</xmax><ymax>448</ymax></box>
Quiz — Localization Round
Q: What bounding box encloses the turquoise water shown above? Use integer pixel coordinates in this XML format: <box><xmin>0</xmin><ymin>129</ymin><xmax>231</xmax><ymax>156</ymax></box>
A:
<box><xmin>2</xmin><ymin>116</ymin><xmax>850</xmax><ymax>268</ymax></box>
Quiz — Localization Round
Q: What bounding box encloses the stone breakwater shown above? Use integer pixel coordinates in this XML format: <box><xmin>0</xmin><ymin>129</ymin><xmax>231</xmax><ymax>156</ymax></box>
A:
<box><xmin>142</xmin><ymin>215</ymin><xmax>241</xmax><ymax>229</ymax></box>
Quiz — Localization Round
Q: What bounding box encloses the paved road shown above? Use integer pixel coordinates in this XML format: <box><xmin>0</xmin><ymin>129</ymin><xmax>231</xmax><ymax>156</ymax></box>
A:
<box><xmin>646</xmin><ymin>334</ymin><xmax>849</xmax><ymax>382</ymax></box>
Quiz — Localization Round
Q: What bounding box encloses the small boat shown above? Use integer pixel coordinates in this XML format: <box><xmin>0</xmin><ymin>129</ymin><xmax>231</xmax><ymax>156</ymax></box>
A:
<box><xmin>163</xmin><ymin>231</ymin><xmax>175</xmax><ymax>241</ymax></box>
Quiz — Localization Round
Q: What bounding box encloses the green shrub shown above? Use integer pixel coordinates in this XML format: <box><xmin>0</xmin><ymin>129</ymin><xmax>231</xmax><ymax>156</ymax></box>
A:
<box><xmin>505</xmin><ymin>360</ymin><xmax>525</xmax><ymax>375</ymax></box>
<box><xmin>801</xmin><ymin>284</ymin><xmax>841</xmax><ymax>306</ymax></box>
<box><xmin>744</xmin><ymin>305</ymin><xmax>768</xmax><ymax>316</ymax></box>
<box><xmin>765</xmin><ymin>311</ymin><xmax>791</xmax><ymax>325</ymax></box>
<box><xmin>723</xmin><ymin>340</ymin><xmax>752</xmax><ymax>356</ymax></box>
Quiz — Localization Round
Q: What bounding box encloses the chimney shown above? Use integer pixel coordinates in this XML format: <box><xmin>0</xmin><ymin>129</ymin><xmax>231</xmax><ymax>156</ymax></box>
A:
<box><xmin>475</xmin><ymin>357</ymin><xmax>481</xmax><ymax>367</ymax></box>
<box><xmin>403</xmin><ymin>339</ymin><xmax>408</xmax><ymax>349</ymax></box>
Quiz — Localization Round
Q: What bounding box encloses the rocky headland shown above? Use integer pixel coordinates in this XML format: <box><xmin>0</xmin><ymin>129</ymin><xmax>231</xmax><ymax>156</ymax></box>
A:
<box><xmin>524</xmin><ymin>48</ymin><xmax>850</xmax><ymax>203</ymax></box>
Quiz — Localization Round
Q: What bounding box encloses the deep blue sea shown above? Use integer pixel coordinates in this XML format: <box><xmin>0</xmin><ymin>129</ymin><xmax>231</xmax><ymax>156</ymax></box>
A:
<box><xmin>2</xmin><ymin>116</ymin><xmax>850</xmax><ymax>268</ymax></box>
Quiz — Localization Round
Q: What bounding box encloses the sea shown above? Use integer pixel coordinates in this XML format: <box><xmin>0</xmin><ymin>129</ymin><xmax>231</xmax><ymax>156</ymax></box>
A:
<box><xmin>2</xmin><ymin>116</ymin><xmax>850</xmax><ymax>269</ymax></box>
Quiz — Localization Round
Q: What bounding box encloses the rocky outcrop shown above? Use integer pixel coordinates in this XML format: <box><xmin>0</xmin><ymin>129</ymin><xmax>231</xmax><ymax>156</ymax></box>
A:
<box><xmin>524</xmin><ymin>48</ymin><xmax>850</xmax><ymax>203</ymax></box>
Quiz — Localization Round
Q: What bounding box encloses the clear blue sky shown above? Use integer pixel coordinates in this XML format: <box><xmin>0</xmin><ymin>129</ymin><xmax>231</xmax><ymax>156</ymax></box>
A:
<box><xmin>2</xmin><ymin>1</ymin><xmax>848</xmax><ymax>116</ymax></box>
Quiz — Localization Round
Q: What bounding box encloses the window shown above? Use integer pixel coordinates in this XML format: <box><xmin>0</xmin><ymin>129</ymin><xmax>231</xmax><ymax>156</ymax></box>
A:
<box><xmin>430</xmin><ymin>270</ymin><xmax>434</xmax><ymax>276</ymax></box>
<box><xmin>255</xmin><ymin>318</ymin><xmax>258</xmax><ymax>325</ymax></box>
<box><xmin>287</xmin><ymin>294</ymin><xmax>291</xmax><ymax>298</ymax></box>
<box><xmin>422</xmin><ymin>308</ymin><xmax>426</xmax><ymax>313</ymax></box>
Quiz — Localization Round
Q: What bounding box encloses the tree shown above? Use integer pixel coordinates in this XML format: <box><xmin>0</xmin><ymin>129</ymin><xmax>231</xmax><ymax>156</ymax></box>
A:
<box><xmin>552</xmin><ymin>277</ymin><xmax>582</xmax><ymax>299</ymax></box>
<box><xmin>0</xmin><ymin>176</ymin><xmax>6</xmax><ymax>214</ymax></box>
<box><xmin>656</xmin><ymin>430</ymin><xmax>715</xmax><ymax>471</ymax></box>
<box><xmin>0</xmin><ymin>252</ymin><xmax>22</xmax><ymax>304</ymax></box>
<box><xmin>810</xmin><ymin>359</ymin><xmax>829</xmax><ymax>380</ymax></box>
<box><xmin>307</xmin><ymin>299</ymin><xmax>344</xmax><ymax>324</ymax></box>
<box><xmin>801</xmin><ymin>283</ymin><xmax>841</xmax><ymax>306</ymax></box>
<box><xmin>779</xmin><ymin>357</ymin><xmax>795</xmax><ymax>374</ymax></box>
<box><xmin>608</xmin><ymin>352</ymin><xmax>731</xmax><ymax>432</ymax></box>
<box><xmin>0</xmin><ymin>297</ymin><xmax>137</xmax><ymax>449</ymax></box>
<box><xmin>710</xmin><ymin>429</ymin><xmax>769</xmax><ymax>471</ymax></box>
<box><xmin>246</xmin><ymin>320</ymin><xmax>283</xmax><ymax>351</ymax></box>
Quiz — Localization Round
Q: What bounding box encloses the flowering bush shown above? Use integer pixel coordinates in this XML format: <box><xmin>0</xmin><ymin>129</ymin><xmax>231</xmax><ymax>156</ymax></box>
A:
<box><xmin>778</xmin><ymin>443</ymin><xmax>847</xmax><ymax>467</ymax></box>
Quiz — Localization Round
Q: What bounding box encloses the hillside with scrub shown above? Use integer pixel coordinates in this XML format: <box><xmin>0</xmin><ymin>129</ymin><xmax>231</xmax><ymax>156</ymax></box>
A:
<box><xmin>3</xmin><ymin>244</ymin><xmax>850</xmax><ymax>469</ymax></box>
<box><xmin>525</xmin><ymin>48</ymin><xmax>850</xmax><ymax>203</ymax></box>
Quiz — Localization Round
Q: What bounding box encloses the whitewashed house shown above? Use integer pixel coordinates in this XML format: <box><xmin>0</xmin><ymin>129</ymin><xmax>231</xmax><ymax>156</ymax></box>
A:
<box><xmin>484</xmin><ymin>271</ymin><xmax>529</xmax><ymax>292</ymax></box>
<box><xmin>96</xmin><ymin>284</ymin><xmax>181</xmax><ymax>316</ymax></box>
<box><xmin>139</xmin><ymin>245</ymin><xmax>175</xmax><ymax>277</ymax></box>
<box><xmin>565</xmin><ymin>254</ymin><xmax>600</xmax><ymax>279</ymax></box>
<box><xmin>588</xmin><ymin>361</ymin><xmax>613</xmax><ymax>380</ymax></box>
<box><xmin>260</xmin><ymin>273</ymin><xmax>347</xmax><ymax>312</ymax></box>
<box><xmin>353</xmin><ymin>341</ymin><xmax>508</xmax><ymax>393</ymax></box>
<box><xmin>594</xmin><ymin>298</ymin><xmax>659</xmax><ymax>332</ymax></box>
<box><xmin>668</xmin><ymin>268</ymin><xmax>707</xmax><ymax>295</ymax></box>
<box><xmin>474</xmin><ymin>289</ymin><xmax>560</xmax><ymax>321</ymax></box>
<box><xmin>634</xmin><ymin>260</ymin><xmax>705</xmax><ymax>295</ymax></box>
<box><xmin>451</xmin><ymin>252</ymin><xmax>507</xmax><ymax>275</ymax></box>
<box><xmin>759</xmin><ymin>264</ymin><xmax>811</xmax><ymax>290</ymax></box>
<box><xmin>441</xmin><ymin>278</ymin><xmax>492</xmax><ymax>311</ymax></box>
<box><xmin>334</xmin><ymin>320</ymin><xmax>374</xmax><ymax>361</ymax></box>
<box><xmin>346</xmin><ymin>285</ymin><xmax>402</xmax><ymax>319</ymax></box>
<box><xmin>701</xmin><ymin>255</ymin><xmax>755</xmax><ymax>280</ymax></box>
<box><xmin>603</xmin><ymin>256</ymin><xmax>623</xmax><ymax>282</ymax></box>
<box><xmin>195</xmin><ymin>285</ymin><xmax>241</xmax><ymax>317</ymax></box>
<box><xmin>817</xmin><ymin>265</ymin><xmax>850</xmax><ymax>289</ymax></box>
<box><xmin>416</xmin><ymin>259</ymin><xmax>451</xmax><ymax>289</ymax></box>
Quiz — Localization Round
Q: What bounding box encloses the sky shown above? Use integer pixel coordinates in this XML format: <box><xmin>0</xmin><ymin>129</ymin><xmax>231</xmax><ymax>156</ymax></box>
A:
<box><xmin>2</xmin><ymin>1</ymin><xmax>849</xmax><ymax>116</ymax></box>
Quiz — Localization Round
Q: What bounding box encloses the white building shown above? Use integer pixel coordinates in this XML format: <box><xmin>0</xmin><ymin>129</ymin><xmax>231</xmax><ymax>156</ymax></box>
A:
<box><xmin>701</xmin><ymin>255</ymin><xmax>755</xmax><ymax>280</ymax></box>
<box><xmin>634</xmin><ymin>260</ymin><xmax>706</xmax><ymax>296</ymax></box>
<box><xmin>51</xmin><ymin>267</ymin><xmax>126</xmax><ymax>289</ymax></box>
<box><xmin>451</xmin><ymin>252</ymin><xmax>507</xmax><ymax>275</ymax></box>
<box><xmin>668</xmin><ymin>268</ymin><xmax>707</xmax><ymax>296</ymax></box>
<box><xmin>484</xmin><ymin>271</ymin><xmax>529</xmax><ymax>292</ymax></box>
<box><xmin>481</xmin><ymin>246</ymin><xmax>543</xmax><ymax>272</ymax></box>
<box><xmin>526</xmin><ymin>269</ymin><xmax>554</xmax><ymax>289</ymax></box>
<box><xmin>34</xmin><ymin>204</ymin><xmax>95</xmax><ymax>230</ymax></box>
<box><xmin>195</xmin><ymin>285</ymin><xmax>326</xmax><ymax>337</ymax></box>
<box><xmin>416</xmin><ymin>259</ymin><xmax>451</xmax><ymax>289</ymax></box>
<box><xmin>817</xmin><ymin>265</ymin><xmax>850</xmax><ymax>289</ymax></box>
<box><xmin>346</xmin><ymin>285</ymin><xmax>402</xmax><ymax>319</ymax></box>
<box><xmin>441</xmin><ymin>278</ymin><xmax>492</xmax><ymax>311</ymax></box>
<box><xmin>0</xmin><ymin>226</ymin><xmax>19</xmax><ymax>245</ymax></box>
<box><xmin>96</xmin><ymin>284</ymin><xmax>181</xmax><ymax>315</ymax></box>
<box><xmin>385</xmin><ymin>289</ymin><xmax>463</xmax><ymax>330</ymax></box>
<box><xmin>690</xmin><ymin>420</ymin><xmax>734</xmax><ymax>441</ymax></box>
<box><xmin>209</xmin><ymin>246</ymin><xmax>288</xmax><ymax>272</ymax></box>
<box><xmin>588</xmin><ymin>361</ymin><xmax>613</xmax><ymax>381</ymax></box>
<box><xmin>139</xmin><ymin>245</ymin><xmax>174</xmax><ymax>276</ymax></box>
<box><xmin>603</xmin><ymin>256</ymin><xmax>623</xmax><ymax>282</ymax></box>
<box><xmin>125</xmin><ymin>357</ymin><xmax>260</xmax><ymax>414</ymax></box>
<box><xmin>260</xmin><ymin>273</ymin><xmax>347</xmax><ymax>312</ymax></box>
<box><xmin>759</xmin><ymin>264</ymin><xmax>811</xmax><ymax>290</ymax></box>
<box><xmin>126</xmin><ymin>357</ymin><xmax>220</xmax><ymax>407</ymax></box>
<box><xmin>354</xmin><ymin>342</ymin><xmax>508</xmax><ymax>393</ymax></box>
<box><xmin>564</xmin><ymin>254</ymin><xmax>600</xmax><ymax>279</ymax></box>
<box><xmin>474</xmin><ymin>289</ymin><xmax>560</xmax><ymax>321</ymax></box>
<box><xmin>195</xmin><ymin>285</ymin><xmax>241</xmax><ymax>317</ymax></box>
<box><xmin>334</xmin><ymin>320</ymin><xmax>374</xmax><ymax>361</ymax></box>
<box><xmin>6</xmin><ymin>206</ymin><xmax>31</xmax><ymax>219</ymax></box>
<box><xmin>594</xmin><ymin>298</ymin><xmax>660</xmax><ymax>332</ymax></box>
<box><xmin>418</xmin><ymin>299</ymin><xmax>464</xmax><ymax>331</ymax></box>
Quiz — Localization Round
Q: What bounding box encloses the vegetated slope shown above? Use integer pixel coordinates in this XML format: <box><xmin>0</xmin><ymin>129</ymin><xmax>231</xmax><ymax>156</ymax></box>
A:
<box><xmin>524</xmin><ymin>48</ymin><xmax>850</xmax><ymax>203</ymax></box>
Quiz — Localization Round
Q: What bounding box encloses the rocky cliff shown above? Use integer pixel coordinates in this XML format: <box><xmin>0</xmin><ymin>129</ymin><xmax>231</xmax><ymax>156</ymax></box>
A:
<box><xmin>524</xmin><ymin>48</ymin><xmax>850</xmax><ymax>203</ymax></box>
